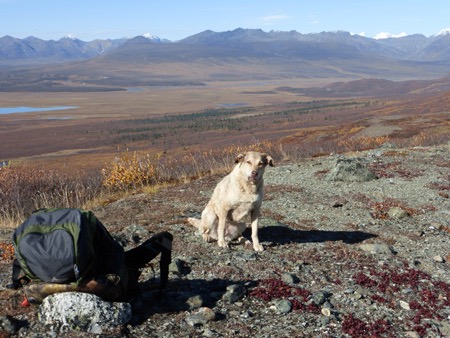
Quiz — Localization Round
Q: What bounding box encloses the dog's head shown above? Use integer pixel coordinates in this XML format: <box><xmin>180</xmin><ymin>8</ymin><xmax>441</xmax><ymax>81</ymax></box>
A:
<box><xmin>235</xmin><ymin>151</ymin><xmax>274</xmax><ymax>184</ymax></box>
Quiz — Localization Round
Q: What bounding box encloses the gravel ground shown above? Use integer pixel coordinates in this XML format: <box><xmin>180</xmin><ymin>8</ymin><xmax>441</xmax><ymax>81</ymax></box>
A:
<box><xmin>1</xmin><ymin>143</ymin><xmax>449</xmax><ymax>337</ymax></box>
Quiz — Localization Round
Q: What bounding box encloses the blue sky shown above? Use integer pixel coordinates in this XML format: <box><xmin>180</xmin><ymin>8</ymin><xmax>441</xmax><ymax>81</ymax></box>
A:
<box><xmin>1</xmin><ymin>0</ymin><xmax>449</xmax><ymax>41</ymax></box>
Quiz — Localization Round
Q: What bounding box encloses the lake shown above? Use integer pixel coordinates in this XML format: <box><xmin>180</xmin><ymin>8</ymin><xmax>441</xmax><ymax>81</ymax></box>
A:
<box><xmin>0</xmin><ymin>106</ymin><xmax>79</xmax><ymax>115</ymax></box>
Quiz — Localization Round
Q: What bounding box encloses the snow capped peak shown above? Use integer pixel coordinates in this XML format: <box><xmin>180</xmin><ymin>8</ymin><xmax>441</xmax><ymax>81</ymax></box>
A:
<box><xmin>63</xmin><ymin>34</ymin><xmax>77</xmax><ymax>40</ymax></box>
<box><xmin>436</xmin><ymin>28</ymin><xmax>450</xmax><ymax>36</ymax></box>
<box><xmin>374</xmin><ymin>32</ymin><xmax>407</xmax><ymax>40</ymax></box>
<box><xmin>143</xmin><ymin>33</ymin><xmax>160</xmax><ymax>41</ymax></box>
<box><xmin>351</xmin><ymin>32</ymin><xmax>366</xmax><ymax>37</ymax></box>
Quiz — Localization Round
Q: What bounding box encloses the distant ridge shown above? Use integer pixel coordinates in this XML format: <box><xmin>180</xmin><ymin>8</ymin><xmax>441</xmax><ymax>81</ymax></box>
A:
<box><xmin>1</xmin><ymin>28</ymin><xmax>450</xmax><ymax>66</ymax></box>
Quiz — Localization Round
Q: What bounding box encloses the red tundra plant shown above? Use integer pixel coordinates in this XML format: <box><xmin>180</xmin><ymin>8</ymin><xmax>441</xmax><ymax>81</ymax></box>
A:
<box><xmin>342</xmin><ymin>314</ymin><xmax>392</xmax><ymax>338</ymax></box>
<box><xmin>248</xmin><ymin>278</ymin><xmax>320</xmax><ymax>313</ymax></box>
<box><xmin>352</xmin><ymin>264</ymin><xmax>450</xmax><ymax>336</ymax></box>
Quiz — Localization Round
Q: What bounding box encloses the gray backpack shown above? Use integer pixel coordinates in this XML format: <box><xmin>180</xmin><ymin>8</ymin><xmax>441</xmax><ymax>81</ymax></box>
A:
<box><xmin>12</xmin><ymin>208</ymin><xmax>100</xmax><ymax>285</ymax></box>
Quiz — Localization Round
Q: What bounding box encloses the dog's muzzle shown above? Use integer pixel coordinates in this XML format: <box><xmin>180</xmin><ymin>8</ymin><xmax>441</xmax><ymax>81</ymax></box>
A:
<box><xmin>248</xmin><ymin>171</ymin><xmax>259</xmax><ymax>182</ymax></box>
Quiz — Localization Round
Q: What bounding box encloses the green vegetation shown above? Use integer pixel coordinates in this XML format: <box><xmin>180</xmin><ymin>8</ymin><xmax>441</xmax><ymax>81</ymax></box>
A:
<box><xmin>110</xmin><ymin>100</ymin><xmax>370</xmax><ymax>144</ymax></box>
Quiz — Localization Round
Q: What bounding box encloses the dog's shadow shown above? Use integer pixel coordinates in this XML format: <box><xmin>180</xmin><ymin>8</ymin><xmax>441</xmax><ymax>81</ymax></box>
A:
<box><xmin>252</xmin><ymin>224</ymin><xmax>377</xmax><ymax>245</ymax></box>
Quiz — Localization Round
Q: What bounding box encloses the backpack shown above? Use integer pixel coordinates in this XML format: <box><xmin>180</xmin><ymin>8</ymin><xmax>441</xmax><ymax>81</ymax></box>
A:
<box><xmin>11</xmin><ymin>208</ymin><xmax>172</xmax><ymax>302</ymax></box>
<box><xmin>12</xmin><ymin>208</ymin><xmax>100</xmax><ymax>286</ymax></box>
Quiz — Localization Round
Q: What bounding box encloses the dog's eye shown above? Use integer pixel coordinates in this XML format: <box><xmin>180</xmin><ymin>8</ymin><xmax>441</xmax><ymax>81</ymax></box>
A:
<box><xmin>246</xmin><ymin>161</ymin><xmax>252</xmax><ymax>165</ymax></box>
<box><xmin>258</xmin><ymin>162</ymin><xmax>263</xmax><ymax>166</ymax></box>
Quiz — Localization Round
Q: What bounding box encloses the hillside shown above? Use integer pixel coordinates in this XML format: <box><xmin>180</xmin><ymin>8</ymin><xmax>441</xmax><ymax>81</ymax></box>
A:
<box><xmin>0</xmin><ymin>143</ymin><xmax>449</xmax><ymax>337</ymax></box>
<box><xmin>1</xmin><ymin>28</ymin><xmax>450</xmax><ymax>91</ymax></box>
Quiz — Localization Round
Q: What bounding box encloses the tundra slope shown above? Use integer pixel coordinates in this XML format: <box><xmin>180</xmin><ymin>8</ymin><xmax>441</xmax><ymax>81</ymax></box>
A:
<box><xmin>0</xmin><ymin>143</ymin><xmax>449</xmax><ymax>337</ymax></box>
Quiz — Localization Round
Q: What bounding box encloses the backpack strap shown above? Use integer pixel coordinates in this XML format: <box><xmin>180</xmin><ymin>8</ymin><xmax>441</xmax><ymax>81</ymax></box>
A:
<box><xmin>124</xmin><ymin>232</ymin><xmax>173</xmax><ymax>293</ymax></box>
<box><xmin>11</xmin><ymin>258</ymin><xmax>30</xmax><ymax>289</ymax></box>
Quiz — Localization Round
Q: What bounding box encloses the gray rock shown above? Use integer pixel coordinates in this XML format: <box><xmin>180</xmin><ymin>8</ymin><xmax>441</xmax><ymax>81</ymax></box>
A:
<box><xmin>358</xmin><ymin>243</ymin><xmax>394</xmax><ymax>255</ymax></box>
<box><xmin>222</xmin><ymin>284</ymin><xmax>246</xmax><ymax>304</ymax></box>
<box><xmin>185</xmin><ymin>307</ymin><xmax>216</xmax><ymax>326</ymax></box>
<box><xmin>388</xmin><ymin>207</ymin><xmax>409</xmax><ymax>219</ymax></box>
<box><xmin>186</xmin><ymin>294</ymin><xmax>204</xmax><ymax>310</ymax></box>
<box><xmin>271</xmin><ymin>299</ymin><xmax>292</xmax><ymax>314</ymax></box>
<box><xmin>281</xmin><ymin>272</ymin><xmax>299</xmax><ymax>284</ymax></box>
<box><xmin>37</xmin><ymin>292</ymin><xmax>131</xmax><ymax>332</ymax></box>
<box><xmin>325</xmin><ymin>157</ymin><xmax>377</xmax><ymax>182</ymax></box>
<box><xmin>312</xmin><ymin>291</ymin><xmax>329</xmax><ymax>305</ymax></box>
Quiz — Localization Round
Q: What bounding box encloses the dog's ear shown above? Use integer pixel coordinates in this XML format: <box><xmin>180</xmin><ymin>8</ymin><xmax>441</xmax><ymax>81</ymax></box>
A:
<box><xmin>264</xmin><ymin>155</ymin><xmax>274</xmax><ymax>167</ymax></box>
<box><xmin>235</xmin><ymin>153</ymin><xmax>245</xmax><ymax>163</ymax></box>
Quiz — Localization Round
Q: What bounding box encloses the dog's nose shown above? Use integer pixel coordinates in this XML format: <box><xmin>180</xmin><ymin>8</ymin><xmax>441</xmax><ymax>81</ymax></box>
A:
<box><xmin>251</xmin><ymin>171</ymin><xmax>258</xmax><ymax>177</ymax></box>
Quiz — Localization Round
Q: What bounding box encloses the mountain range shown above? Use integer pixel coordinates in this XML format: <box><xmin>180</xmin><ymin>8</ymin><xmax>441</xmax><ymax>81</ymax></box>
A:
<box><xmin>1</xmin><ymin>28</ymin><xmax>450</xmax><ymax>92</ymax></box>
<box><xmin>1</xmin><ymin>28</ymin><xmax>449</xmax><ymax>66</ymax></box>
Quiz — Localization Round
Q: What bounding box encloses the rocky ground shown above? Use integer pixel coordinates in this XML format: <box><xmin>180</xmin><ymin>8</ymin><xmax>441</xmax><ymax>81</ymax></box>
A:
<box><xmin>0</xmin><ymin>143</ymin><xmax>449</xmax><ymax>337</ymax></box>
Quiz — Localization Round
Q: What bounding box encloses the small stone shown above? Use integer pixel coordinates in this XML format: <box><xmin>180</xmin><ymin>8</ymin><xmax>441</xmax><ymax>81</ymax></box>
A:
<box><xmin>400</xmin><ymin>300</ymin><xmax>411</xmax><ymax>310</ymax></box>
<box><xmin>433</xmin><ymin>255</ymin><xmax>445</xmax><ymax>263</ymax></box>
<box><xmin>186</xmin><ymin>294</ymin><xmax>204</xmax><ymax>310</ymax></box>
<box><xmin>281</xmin><ymin>272</ymin><xmax>299</xmax><ymax>284</ymax></box>
<box><xmin>429</xmin><ymin>222</ymin><xmax>443</xmax><ymax>230</ymax></box>
<box><xmin>312</xmin><ymin>292</ymin><xmax>328</xmax><ymax>305</ymax></box>
<box><xmin>185</xmin><ymin>307</ymin><xmax>216</xmax><ymax>327</ymax></box>
<box><xmin>358</xmin><ymin>243</ymin><xmax>394</xmax><ymax>255</ymax></box>
<box><xmin>388</xmin><ymin>207</ymin><xmax>408</xmax><ymax>219</ymax></box>
<box><xmin>240</xmin><ymin>311</ymin><xmax>253</xmax><ymax>319</ymax></box>
<box><xmin>321</xmin><ymin>308</ymin><xmax>331</xmax><ymax>316</ymax></box>
<box><xmin>352</xmin><ymin>292</ymin><xmax>363</xmax><ymax>300</ymax></box>
<box><xmin>271</xmin><ymin>299</ymin><xmax>292</xmax><ymax>314</ymax></box>
<box><xmin>222</xmin><ymin>284</ymin><xmax>246</xmax><ymax>304</ymax></box>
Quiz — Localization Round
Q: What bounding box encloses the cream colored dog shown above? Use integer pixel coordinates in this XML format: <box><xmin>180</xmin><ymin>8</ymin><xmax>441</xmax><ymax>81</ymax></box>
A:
<box><xmin>188</xmin><ymin>151</ymin><xmax>273</xmax><ymax>251</ymax></box>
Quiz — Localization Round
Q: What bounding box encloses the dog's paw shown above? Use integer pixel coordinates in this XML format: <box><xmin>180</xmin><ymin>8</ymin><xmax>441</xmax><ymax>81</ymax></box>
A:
<box><xmin>253</xmin><ymin>243</ymin><xmax>264</xmax><ymax>252</ymax></box>
<box><xmin>218</xmin><ymin>239</ymin><xmax>230</xmax><ymax>249</ymax></box>
<box><xmin>238</xmin><ymin>236</ymin><xmax>252</xmax><ymax>246</ymax></box>
<box><xmin>202</xmin><ymin>233</ymin><xmax>214</xmax><ymax>243</ymax></box>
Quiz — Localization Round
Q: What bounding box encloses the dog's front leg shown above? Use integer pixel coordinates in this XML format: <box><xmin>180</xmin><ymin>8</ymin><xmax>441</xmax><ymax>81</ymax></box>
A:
<box><xmin>250</xmin><ymin>210</ymin><xmax>264</xmax><ymax>252</ymax></box>
<box><xmin>217</xmin><ymin>215</ymin><xmax>229</xmax><ymax>249</ymax></box>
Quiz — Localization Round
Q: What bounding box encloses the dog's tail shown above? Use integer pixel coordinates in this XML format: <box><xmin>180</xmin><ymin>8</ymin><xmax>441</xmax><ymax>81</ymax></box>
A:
<box><xmin>187</xmin><ymin>217</ymin><xmax>211</xmax><ymax>236</ymax></box>
<box><xmin>187</xmin><ymin>217</ymin><xmax>201</xmax><ymax>229</ymax></box>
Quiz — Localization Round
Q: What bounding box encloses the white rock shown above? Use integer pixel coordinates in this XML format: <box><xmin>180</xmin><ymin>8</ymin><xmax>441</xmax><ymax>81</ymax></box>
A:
<box><xmin>38</xmin><ymin>292</ymin><xmax>131</xmax><ymax>332</ymax></box>
<box><xmin>399</xmin><ymin>300</ymin><xmax>410</xmax><ymax>310</ymax></box>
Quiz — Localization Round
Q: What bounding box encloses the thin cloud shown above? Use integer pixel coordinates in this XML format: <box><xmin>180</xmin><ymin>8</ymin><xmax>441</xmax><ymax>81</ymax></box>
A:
<box><xmin>306</xmin><ymin>14</ymin><xmax>320</xmax><ymax>25</ymax></box>
<box><xmin>260</xmin><ymin>13</ymin><xmax>292</xmax><ymax>24</ymax></box>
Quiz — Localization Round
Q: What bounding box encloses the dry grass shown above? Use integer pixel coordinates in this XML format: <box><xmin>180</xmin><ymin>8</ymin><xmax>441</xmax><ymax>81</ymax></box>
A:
<box><xmin>0</xmin><ymin>140</ymin><xmax>281</xmax><ymax>228</ymax></box>
<box><xmin>0</xmin><ymin>166</ymin><xmax>102</xmax><ymax>229</ymax></box>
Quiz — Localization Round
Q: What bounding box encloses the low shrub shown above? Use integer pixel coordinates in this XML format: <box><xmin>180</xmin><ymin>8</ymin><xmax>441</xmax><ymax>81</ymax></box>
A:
<box><xmin>0</xmin><ymin>166</ymin><xmax>102</xmax><ymax>227</ymax></box>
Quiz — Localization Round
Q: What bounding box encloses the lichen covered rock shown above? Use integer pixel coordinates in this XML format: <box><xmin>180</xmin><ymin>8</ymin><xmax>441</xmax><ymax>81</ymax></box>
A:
<box><xmin>37</xmin><ymin>292</ymin><xmax>131</xmax><ymax>333</ymax></box>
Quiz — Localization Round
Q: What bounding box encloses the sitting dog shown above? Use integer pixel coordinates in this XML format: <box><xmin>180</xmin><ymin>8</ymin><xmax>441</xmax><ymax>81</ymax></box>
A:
<box><xmin>188</xmin><ymin>151</ymin><xmax>273</xmax><ymax>251</ymax></box>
